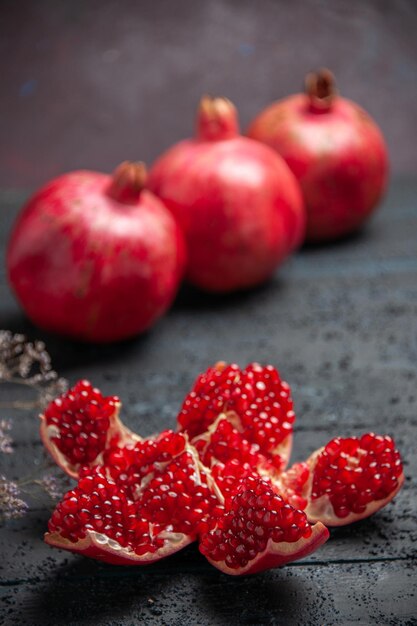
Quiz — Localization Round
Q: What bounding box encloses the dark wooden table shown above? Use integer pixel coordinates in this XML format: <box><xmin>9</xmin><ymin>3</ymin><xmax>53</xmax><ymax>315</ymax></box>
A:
<box><xmin>0</xmin><ymin>183</ymin><xmax>416</xmax><ymax>625</ymax></box>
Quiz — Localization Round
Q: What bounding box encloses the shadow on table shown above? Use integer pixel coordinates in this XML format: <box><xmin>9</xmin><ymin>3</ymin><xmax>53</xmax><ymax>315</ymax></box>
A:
<box><xmin>171</xmin><ymin>274</ymin><xmax>286</xmax><ymax>313</ymax></box>
<box><xmin>299</xmin><ymin>221</ymin><xmax>375</xmax><ymax>253</ymax></box>
<box><xmin>31</xmin><ymin>545</ymin><xmax>311</xmax><ymax>626</ymax></box>
<box><xmin>0</xmin><ymin>310</ymin><xmax>153</xmax><ymax>373</ymax></box>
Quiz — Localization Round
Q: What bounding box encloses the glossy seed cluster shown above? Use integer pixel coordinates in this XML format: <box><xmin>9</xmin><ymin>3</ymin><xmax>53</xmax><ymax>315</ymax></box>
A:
<box><xmin>49</xmin><ymin>445</ymin><xmax>223</xmax><ymax>553</ymax></box>
<box><xmin>44</xmin><ymin>380</ymin><xmax>119</xmax><ymax>466</ymax></box>
<box><xmin>103</xmin><ymin>431</ymin><xmax>187</xmax><ymax>498</ymax></box>
<box><xmin>193</xmin><ymin>418</ymin><xmax>276</xmax><ymax>499</ymax></box>
<box><xmin>138</xmin><ymin>451</ymin><xmax>223</xmax><ymax>535</ymax></box>
<box><xmin>92</xmin><ymin>432</ymin><xmax>222</xmax><ymax>537</ymax></box>
<box><xmin>48</xmin><ymin>469</ymin><xmax>165</xmax><ymax>555</ymax></box>
<box><xmin>194</xmin><ymin>417</ymin><xmax>270</xmax><ymax>469</ymax></box>
<box><xmin>200</xmin><ymin>476</ymin><xmax>312</xmax><ymax>570</ymax></box>
<box><xmin>178</xmin><ymin>362</ymin><xmax>295</xmax><ymax>465</ymax></box>
<box><xmin>311</xmin><ymin>434</ymin><xmax>403</xmax><ymax>518</ymax></box>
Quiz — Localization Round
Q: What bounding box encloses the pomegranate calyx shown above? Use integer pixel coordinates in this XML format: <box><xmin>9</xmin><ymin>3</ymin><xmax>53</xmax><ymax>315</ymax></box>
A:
<box><xmin>108</xmin><ymin>161</ymin><xmax>147</xmax><ymax>204</ymax></box>
<box><xmin>305</xmin><ymin>68</ymin><xmax>337</xmax><ymax>113</ymax></box>
<box><xmin>196</xmin><ymin>95</ymin><xmax>240</xmax><ymax>141</ymax></box>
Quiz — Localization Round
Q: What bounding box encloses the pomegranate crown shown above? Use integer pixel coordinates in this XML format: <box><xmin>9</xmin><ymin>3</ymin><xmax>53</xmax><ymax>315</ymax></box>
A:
<box><xmin>108</xmin><ymin>161</ymin><xmax>147</xmax><ymax>204</ymax></box>
<box><xmin>196</xmin><ymin>95</ymin><xmax>240</xmax><ymax>141</ymax></box>
<box><xmin>305</xmin><ymin>68</ymin><xmax>337</xmax><ymax>113</ymax></box>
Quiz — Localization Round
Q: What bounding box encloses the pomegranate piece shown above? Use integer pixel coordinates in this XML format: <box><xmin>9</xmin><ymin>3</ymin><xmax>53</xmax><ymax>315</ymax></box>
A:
<box><xmin>178</xmin><ymin>362</ymin><xmax>295</xmax><ymax>470</ymax></box>
<box><xmin>248</xmin><ymin>69</ymin><xmax>388</xmax><ymax>242</ymax></box>
<box><xmin>279</xmin><ymin>433</ymin><xmax>404</xmax><ymax>526</ymax></box>
<box><xmin>41</xmin><ymin>380</ymin><xmax>139</xmax><ymax>478</ymax></box>
<box><xmin>46</xmin><ymin>432</ymin><xmax>224</xmax><ymax>564</ymax></box>
<box><xmin>45</xmin><ymin>469</ymin><xmax>193</xmax><ymax>565</ymax></box>
<box><xmin>199</xmin><ymin>476</ymin><xmax>329</xmax><ymax>575</ymax></box>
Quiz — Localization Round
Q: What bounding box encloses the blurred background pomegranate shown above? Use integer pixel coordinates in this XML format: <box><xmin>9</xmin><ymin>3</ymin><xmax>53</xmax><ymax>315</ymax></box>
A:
<box><xmin>0</xmin><ymin>1</ymin><xmax>415</xmax><ymax>189</ymax></box>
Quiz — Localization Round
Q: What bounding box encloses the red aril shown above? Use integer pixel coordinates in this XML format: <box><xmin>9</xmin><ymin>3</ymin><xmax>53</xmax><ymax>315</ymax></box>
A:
<box><xmin>7</xmin><ymin>161</ymin><xmax>186</xmax><ymax>342</ymax></box>
<box><xmin>41</xmin><ymin>375</ymin><xmax>405</xmax><ymax>572</ymax></box>
<box><xmin>40</xmin><ymin>380</ymin><xmax>139</xmax><ymax>478</ymax></box>
<box><xmin>192</xmin><ymin>415</ymin><xmax>279</xmax><ymax>499</ymax></box>
<box><xmin>247</xmin><ymin>69</ymin><xmax>388</xmax><ymax>242</ymax></box>
<box><xmin>45</xmin><ymin>432</ymin><xmax>224</xmax><ymax>565</ymax></box>
<box><xmin>148</xmin><ymin>96</ymin><xmax>305</xmax><ymax>292</ymax></box>
<box><xmin>199</xmin><ymin>476</ymin><xmax>329</xmax><ymax>575</ymax></box>
<box><xmin>177</xmin><ymin>361</ymin><xmax>295</xmax><ymax>470</ymax></box>
<box><xmin>278</xmin><ymin>433</ymin><xmax>404</xmax><ymax>526</ymax></box>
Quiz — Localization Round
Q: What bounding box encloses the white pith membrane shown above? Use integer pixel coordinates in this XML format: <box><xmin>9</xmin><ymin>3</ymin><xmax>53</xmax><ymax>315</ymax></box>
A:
<box><xmin>40</xmin><ymin>400</ymin><xmax>141</xmax><ymax>479</ymax></box>
<box><xmin>44</xmin><ymin>527</ymin><xmax>193</xmax><ymax>565</ymax></box>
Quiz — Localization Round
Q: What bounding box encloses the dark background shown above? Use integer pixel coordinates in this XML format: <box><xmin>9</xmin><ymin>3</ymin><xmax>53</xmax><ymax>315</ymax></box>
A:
<box><xmin>1</xmin><ymin>2</ymin><xmax>416</xmax><ymax>625</ymax></box>
<box><xmin>0</xmin><ymin>0</ymin><xmax>416</xmax><ymax>188</ymax></box>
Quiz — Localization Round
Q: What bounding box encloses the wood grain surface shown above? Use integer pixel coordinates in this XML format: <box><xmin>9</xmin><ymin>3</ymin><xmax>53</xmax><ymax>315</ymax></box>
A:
<box><xmin>0</xmin><ymin>182</ymin><xmax>416</xmax><ymax>625</ymax></box>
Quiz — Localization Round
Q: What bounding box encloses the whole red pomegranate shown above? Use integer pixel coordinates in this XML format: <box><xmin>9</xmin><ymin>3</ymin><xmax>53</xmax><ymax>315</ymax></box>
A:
<box><xmin>248</xmin><ymin>69</ymin><xmax>389</xmax><ymax>242</ymax></box>
<box><xmin>148</xmin><ymin>96</ymin><xmax>305</xmax><ymax>292</ymax></box>
<box><xmin>7</xmin><ymin>162</ymin><xmax>186</xmax><ymax>342</ymax></box>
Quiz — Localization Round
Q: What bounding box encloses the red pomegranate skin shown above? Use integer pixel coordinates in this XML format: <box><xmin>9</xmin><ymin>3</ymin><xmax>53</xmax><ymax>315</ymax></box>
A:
<box><xmin>248</xmin><ymin>72</ymin><xmax>388</xmax><ymax>242</ymax></box>
<box><xmin>148</xmin><ymin>97</ymin><xmax>305</xmax><ymax>293</ymax></box>
<box><xmin>7</xmin><ymin>166</ymin><xmax>186</xmax><ymax>342</ymax></box>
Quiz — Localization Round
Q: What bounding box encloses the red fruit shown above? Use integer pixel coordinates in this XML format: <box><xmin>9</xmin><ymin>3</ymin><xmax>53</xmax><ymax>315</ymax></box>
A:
<box><xmin>248</xmin><ymin>69</ymin><xmax>388</xmax><ymax>242</ymax></box>
<box><xmin>7</xmin><ymin>161</ymin><xmax>186</xmax><ymax>342</ymax></box>
<box><xmin>148</xmin><ymin>96</ymin><xmax>305</xmax><ymax>292</ymax></box>
<box><xmin>45</xmin><ymin>432</ymin><xmax>224</xmax><ymax>565</ymax></box>
<box><xmin>278</xmin><ymin>433</ymin><xmax>404</xmax><ymax>526</ymax></box>
<box><xmin>199</xmin><ymin>476</ymin><xmax>329</xmax><ymax>575</ymax></box>
<box><xmin>40</xmin><ymin>380</ymin><xmax>139</xmax><ymax>478</ymax></box>
<box><xmin>177</xmin><ymin>361</ymin><xmax>295</xmax><ymax>470</ymax></box>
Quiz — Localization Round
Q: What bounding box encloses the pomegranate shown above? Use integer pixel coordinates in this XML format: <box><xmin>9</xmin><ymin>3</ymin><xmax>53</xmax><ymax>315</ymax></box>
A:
<box><xmin>177</xmin><ymin>361</ymin><xmax>295</xmax><ymax>470</ymax></box>
<box><xmin>199</xmin><ymin>476</ymin><xmax>329</xmax><ymax>575</ymax></box>
<box><xmin>247</xmin><ymin>69</ymin><xmax>389</xmax><ymax>242</ymax></box>
<box><xmin>45</xmin><ymin>432</ymin><xmax>224</xmax><ymax>565</ymax></box>
<box><xmin>41</xmin><ymin>375</ymin><xmax>405</xmax><ymax>573</ymax></box>
<box><xmin>40</xmin><ymin>380</ymin><xmax>140</xmax><ymax>478</ymax></box>
<box><xmin>278</xmin><ymin>433</ymin><xmax>404</xmax><ymax>526</ymax></box>
<box><xmin>148</xmin><ymin>96</ymin><xmax>305</xmax><ymax>292</ymax></box>
<box><xmin>7</xmin><ymin>161</ymin><xmax>186</xmax><ymax>342</ymax></box>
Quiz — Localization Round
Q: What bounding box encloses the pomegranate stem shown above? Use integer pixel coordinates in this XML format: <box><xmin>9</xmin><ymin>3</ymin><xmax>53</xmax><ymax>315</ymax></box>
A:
<box><xmin>196</xmin><ymin>96</ymin><xmax>240</xmax><ymax>141</ymax></box>
<box><xmin>305</xmin><ymin>69</ymin><xmax>336</xmax><ymax>113</ymax></box>
<box><xmin>108</xmin><ymin>161</ymin><xmax>147</xmax><ymax>204</ymax></box>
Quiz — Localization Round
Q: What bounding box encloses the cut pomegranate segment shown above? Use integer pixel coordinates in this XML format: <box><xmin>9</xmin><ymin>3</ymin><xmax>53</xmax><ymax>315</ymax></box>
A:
<box><xmin>45</xmin><ymin>431</ymin><xmax>224</xmax><ymax>564</ymax></box>
<box><xmin>41</xmin><ymin>380</ymin><xmax>139</xmax><ymax>478</ymax></box>
<box><xmin>102</xmin><ymin>430</ymin><xmax>224</xmax><ymax>534</ymax></box>
<box><xmin>45</xmin><ymin>469</ymin><xmax>193</xmax><ymax>565</ymax></box>
<box><xmin>178</xmin><ymin>362</ymin><xmax>295</xmax><ymax>470</ymax></box>
<box><xmin>41</xmin><ymin>374</ymin><xmax>406</xmax><ymax>572</ymax></box>
<box><xmin>278</xmin><ymin>433</ymin><xmax>405</xmax><ymax>526</ymax></box>
<box><xmin>199</xmin><ymin>476</ymin><xmax>329</xmax><ymax>575</ymax></box>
